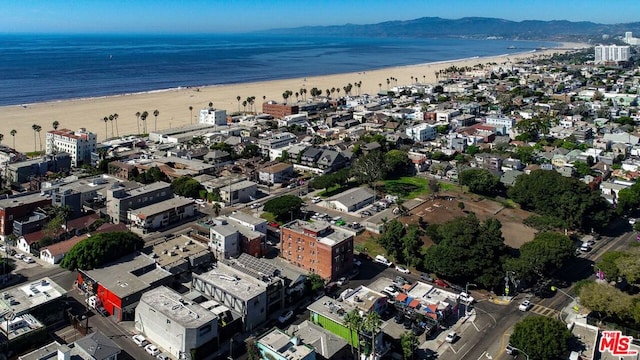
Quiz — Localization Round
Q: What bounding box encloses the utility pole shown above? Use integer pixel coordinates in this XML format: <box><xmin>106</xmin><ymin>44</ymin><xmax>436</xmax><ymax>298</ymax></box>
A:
<box><xmin>227</xmin><ymin>338</ymin><xmax>233</xmax><ymax>360</ymax></box>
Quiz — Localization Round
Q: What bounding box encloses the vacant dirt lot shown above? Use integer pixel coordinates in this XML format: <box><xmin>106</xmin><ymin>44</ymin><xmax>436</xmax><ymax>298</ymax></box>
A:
<box><xmin>404</xmin><ymin>191</ymin><xmax>536</xmax><ymax>249</ymax></box>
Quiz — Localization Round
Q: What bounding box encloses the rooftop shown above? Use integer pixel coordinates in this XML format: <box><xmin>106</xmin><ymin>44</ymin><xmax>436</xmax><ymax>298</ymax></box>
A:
<box><xmin>0</xmin><ymin>192</ymin><xmax>50</xmax><ymax>209</ymax></box>
<box><xmin>342</xmin><ymin>285</ymin><xmax>386</xmax><ymax>313</ymax></box>
<box><xmin>0</xmin><ymin>277</ymin><xmax>66</xmax><ymax>316</ymax></box>
<box><xmin>193</xmin><ymin>264</ymin><xmax>267</xmax><ymax>301</ymax></box>
<box><xmin>228</xmin><ymin>212</ymin><xmax>267</xmax><ymax>227</ymax></box>
<box><xmin>330</xmin><ymin>187</ymin><xmax>375</xmax><ymax>208</ymax></box>
<box><xmin>148</xmin><ymin>235</ymin><xmax>211</xmax><ymax>269</ymax></box>
<box><xmin>307</xmin><ymin>295</ymin><xmax>361</xmax><ymax>326</ymax></box>
<box><xmin>288</xmin><ymin>320</ymin><xmax>347</xmax><ymax>360</ymax></box>
<box><xmin>140</xmin><ymin>286</ymin><xmax>216</xmax><ymax>328</ymax></box>
<box><xmin>82</xmin><ymin>253</ymin><xmax>172</xmax><ymax>299</ymax></box>
<box><xmin>219</xmin><ymin>180</ymin><xmax>257</xmax><ymax>192</ymax></box>
<box><xmin>132</xmin><ymin>197</ymin><xmax>194</xmax><ymax>218</ymax></box>
<box><xmin>257</xmin><ymin>328</ymin><xmax>314</xmax><ymax>360</ymax></box>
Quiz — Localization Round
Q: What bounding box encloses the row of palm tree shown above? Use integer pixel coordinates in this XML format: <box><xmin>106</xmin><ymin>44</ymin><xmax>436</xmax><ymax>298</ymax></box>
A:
<box><xmin>99</xmin><ymin>114</ymin><xmax>120</xmax><ymax>140</ymax></box>
<box><xmin>135</xmin><ymin>111</ymin><xmax>150</xmax><ymax>135</ymax></box>
<box><xmin>31</xmin><ymin>124</ymin><xmax>42</xmax><ymax>152</ymax></box>
<box><xmin>343</xmin><ymin>309</ymin><xmax>382</xmax><ymax>358</ymax></box>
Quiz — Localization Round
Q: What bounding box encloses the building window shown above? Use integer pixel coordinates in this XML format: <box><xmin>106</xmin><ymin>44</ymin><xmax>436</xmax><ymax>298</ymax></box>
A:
<box><xmin>199</xmin><ymin>324</ymin><xmax>212</xmax><ymax>335</ymax></box>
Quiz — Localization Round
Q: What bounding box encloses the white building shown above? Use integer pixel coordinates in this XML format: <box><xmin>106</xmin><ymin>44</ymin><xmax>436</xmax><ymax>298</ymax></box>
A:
<box><xmin>135</xmin><ymin>286</ymin><xmax>218</xmax><ymax>360</ymax></box>
<box><xmin>485</xmin><ymin>115</ymin><xmax>516</xmax><ymax>135</ymax></box>
<box><xmin>594</xmin><ymin>45</ymin><xmax>631</xmax><ymax>64</ymax></box>
<box><xmin>199</xmin><ymin>108</ymin><xmax>227</xmax><ymax>126</ymax></box>
<box><xmin>624</xmin><ymin>32</ymin><xmax>640</xmax><ymax>45</ymax></box>
<box><xmin>45</xmin><ymin>128</ymin><xmax>97</xmax><ymax>167</ymax></box>
<box><xmin>405</xmin><ymin>123</ymin><xmax>437</xmax><ymax>142</ymax></box>
<box><xmin>209</xmin><ymin>218</ymin><xmax>241</xmax><ymax>259</ymax></box>
<box><xmin>278</xmin><ymin>114</ymin><xmax>308</xmax><ymax>127</ymax></box>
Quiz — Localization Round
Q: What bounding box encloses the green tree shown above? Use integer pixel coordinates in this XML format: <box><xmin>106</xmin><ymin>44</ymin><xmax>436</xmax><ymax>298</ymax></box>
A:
<box><xmin>240</xmin><ymin>144</ymin><xmax>260</xmax><ymax>158</ymax></box>
<box><xmin>307</xmin><ymin>273</ymin><xmax>324</xmax><ymax>293</ymax></box>
<box><xmin>377</xmin><ymin>219</ymin><xmax>406</xmax><ymax>263</ymax></box>
<box><xmin>578</xmin><ymin>281</ymin><xmax>634</xmax><ymax>320</ymax></box>
<box><xmin>506</xmin><ymin>232</ymin><xmax>573</xmax><ymax>282</ymax></box>
<box><xmin>508</xmin><ymin>169</ymin><xmax>612</xmax><ymax>231</ymax></box>
<box><xmin>573</xmin><ymin>161</ymin><xmax>594</xmax><ymax>177</ymax></box>
<box><xmin>400</xmin><ymin>332</ymin><xmax>419</xmax><ymax>360</ymax></box>
<box><xmin>466</xmin><ymin>145</ymin><xmax>479</xmax><ymax>155</ymax></box>
<box><xmin>171</xmin><ymin>176</ymin><xmax>204</xmax><ymax>198</ymax></box>
<box><xmin>596</xmin><ymin>251</ymin><xmax>627</xmax><ymax>281</ymax></box>
<box><xmin>384</xmin><ymin>150</ymin><xmax>412</xmax><ymax>177</ymax></box>
<box><xmin>245</xmin><ymin>337</ymin><xmax>260</xmax><ymax>360</ymax></box>
<box><xmin>263</xmin><ymin>195</ymin><xmax>303</xmax><ymax>221</ymax></box>
<box><xmin>459</xmin><ymin>168</ymin><xmax>500</xmax><ymax>196</ymax></box>
<box><xmin>363</xmin><ymin>311</ymin><xmax>382</xmax><ymax>356</ymax></box>
<box><xmin>343</xmin><ymin>309</ymin><xmax>363</xmax><ymax>356</ymax></box>
<box><xmin>510</xmin><ymin>317</ymin><xmax>572</xmax><ymax>360</ymax></box>
<box><xmin>351</xmin><ymin>150</ymin><xmax>388</xmax><ymax>185</ymax></box>
<box><xmin>615</xmin><ymin>247</ymin><xmax>640</xmax><ymax>284</ymax></box>
<box><xmin>424</xmin><ymin>214</ymin><xmax>506</xmax><ymax>288</ymax></box>
<box><xmin>401</xmin><ymin>226</ymin><xmax>422</xmax><ymax>268</ymax></box>
<box><xmin>60</xmin><ymin>232</ymin><xmax>144</xmax><ymax>270</ymax></box>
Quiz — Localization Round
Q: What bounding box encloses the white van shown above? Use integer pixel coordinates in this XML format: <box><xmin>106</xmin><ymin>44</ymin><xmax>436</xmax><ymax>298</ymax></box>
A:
<box><xmin>375</xmin><ymin>255</ymin><xmax>392</xmax><ymax>266</ymax></box>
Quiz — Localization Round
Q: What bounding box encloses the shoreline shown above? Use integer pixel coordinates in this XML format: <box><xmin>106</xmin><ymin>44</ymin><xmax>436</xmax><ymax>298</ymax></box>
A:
<box><xmin>0</xmin><ymin>43</ymin><xmax>586</xmax><ymax>153</ymax></box>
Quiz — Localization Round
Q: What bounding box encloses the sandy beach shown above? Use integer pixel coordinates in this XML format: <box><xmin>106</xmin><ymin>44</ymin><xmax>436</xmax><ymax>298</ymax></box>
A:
<box><xmin>0</xmin><ymin>43</ymin><xmax>586</xmax><ymax>153</ymax></box>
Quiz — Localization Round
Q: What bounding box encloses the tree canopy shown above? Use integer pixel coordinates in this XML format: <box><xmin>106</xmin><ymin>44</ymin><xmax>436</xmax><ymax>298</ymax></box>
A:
<box><xmin>351</xmin><ymin>150</ymin><xmax>388</xmax><ymax>185</ymax></box>
<box><xmin>172</xmin><ymin>176</ymin><xmax>205</xmax><ymax>198</ymax></box>
<box><xmin>459</xmin><ymin>168</ymin><xmax>501</xmax><ymax>196</ymax></box>
<box><xmin>60</xmin><ymin>231</ymin><xmax>145</xmax><ymax>270</ymax></box>
<box><xmin>377</xmin><ymin>220</ymin><xmax>423</xmax><ymax>268</ymax></box>
<box><xmin>424</xmin><ymin>214</ymin><xmax>506</xmax><ymax>288</ymax></box>
<box><xmin>510</xmin><ymin>316</ymin><xmax>572</xmax><ymax>360</ymax></box>
<box><xmin>508</xmin><ymin>169</ymin><xmax>612</xmax><ymax>231</ymax></box>
<box><xmin>505</xmin><ymin>232</ymin><xmax>574</xmax><ymax>282</ymax></box>
<box><xmin>384</xmin><ymin>150</ymin><xmax>413</xmax><ymax>178</ymax></box>
<box><xmin>263</xmin><ymin>195</ymin><xmax>304</xmax><ymax>221</ymax></box>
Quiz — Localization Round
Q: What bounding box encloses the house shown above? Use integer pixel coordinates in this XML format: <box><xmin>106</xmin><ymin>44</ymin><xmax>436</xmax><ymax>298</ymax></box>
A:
<box><xmin>329</xmin><ymin>187</ymin><xmax>376</xmax><ymax>213</ymax></box>
<box><xmin>287</xmin><ymin>321</ymin><xmax>349</xmax><ymax>360</ymax></box>
<box><xmin>256</xmin><ymin>328</ymin><xmax>316</xmax><ymax>360</ymax></box>
<box><xmin>128</xmin><ymin>197</ymin><xmax>196</xmax><ymax>232</ymax></box>
<box><xmin>259</xmin><ymin>163</ymin><xmax>294</xmax><ymax>184</ymax></box>
<box><xmin>18</xmin><ymin>331</ymin><xmax>122</xmax><ymax>360</ymax></box>
<box><xmin>203</xmin><ymin>150</ymin><xmax>233</xmax><ymax>167</ymax></box>
<box><xmin>500</xmin><ymin>170</ymin><xmax>523</xmax><ymax>187</ymax></box>
<box><xmin>39</xmin><ymin>223</ymin><xmax>128</xmax><ymax>265</ymax></box>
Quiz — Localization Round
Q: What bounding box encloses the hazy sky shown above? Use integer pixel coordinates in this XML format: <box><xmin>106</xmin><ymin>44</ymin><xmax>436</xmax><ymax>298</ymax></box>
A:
<box><xmin>1</xmin><ymin>0</ymin><xmax>637</xmax><ymax>34</ymax></box>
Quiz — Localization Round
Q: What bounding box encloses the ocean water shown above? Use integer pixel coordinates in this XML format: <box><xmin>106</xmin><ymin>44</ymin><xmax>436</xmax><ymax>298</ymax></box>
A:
<box><xmin>0</xmin><ymin>34</ymin><xmax>556</xmax><ymax>106</ymax></box>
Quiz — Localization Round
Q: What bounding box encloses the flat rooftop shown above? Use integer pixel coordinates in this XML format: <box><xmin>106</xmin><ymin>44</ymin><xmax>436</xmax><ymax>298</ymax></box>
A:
<box><xmin>121</xmin><ymin>181</ymin><xmax>171</xmax><ymax>198</ymax></box>
<box><xmin>193</xmin><ymin>263</ymin><xmax>266</xmax><ymax>301</ymax></box>
<box><xmin>342</xmin><ymin>285</ymin><xmax>386</xmax><ymax>312</ymax></box>
<box><xmin>228</xmin><ymin>212</ymin><xmax>266</xmax><ymax>227</ymax></box>
<box><xmin>319</xmin><ymin>227</ymin><xmax>353</xmax><ymax>246</ymax></box>
<box><xmin>0</xmin><ymin>277</ymin><xmax>66</xmax><ymax>316</ymax></box>
<box><xmin>0</xmin><ymin>192</ymin><xmax>49</xmax><ymax>209</ymax></box>
<box><xmin>258</xmin><ymin>328</ymin><xmax>314</xmax><ymax>360</ymax></box>
<box><xmin>307</xmin><ymin>296</ymin><xmax>359</xmax><ymax>326</ymax></box>
<box><xmin>151</xmin><ymin>123</ymin><xmax>219</xmax><ymax>136</ymax></box>
<box><xmin>141</xmin><ymin>286</ymin><xmax>216</xmax><ymax>329</ymax></box>
<box><xmin>83</xmin><ymin>253</ymin><xmax>172</xmax><ymax>299</ymax></box>
<box><xmin>406</xmin><ymin>281</ymin><xmax>455</xmax><ymax>310</ymax></box>
<box><xmin>133</xmin><ymin>197</ymin><xmax>194</xmax><ymax>218</ymax></box>
<box><xmin>149</xmin><ymin>235</ymin><xmax>211</xmax><ymax>269</ymax></box>
<box><xmin>282</xmin><ymin>220</ymin><xmax>352</xmax><ymax>246</ymax></box>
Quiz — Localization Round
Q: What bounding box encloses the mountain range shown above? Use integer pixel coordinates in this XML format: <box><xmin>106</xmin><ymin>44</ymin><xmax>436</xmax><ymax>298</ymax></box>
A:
<box><xmin>263</xmin><ymin>17</ymin><xmax>640</xmax><ymax>42</ymax></box>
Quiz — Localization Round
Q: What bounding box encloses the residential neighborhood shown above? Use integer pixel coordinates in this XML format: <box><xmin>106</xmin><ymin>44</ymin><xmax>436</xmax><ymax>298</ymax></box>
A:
<box><xmin>2</xmin><ymin>42</ymin><xmax>640</xmax><ymax>360</ymax></box>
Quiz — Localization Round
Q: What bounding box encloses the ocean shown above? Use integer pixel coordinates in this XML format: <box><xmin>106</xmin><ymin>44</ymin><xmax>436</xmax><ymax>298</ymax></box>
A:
<box><xmin>0</xmin><ymin>34</ymin><xmax>557</xmax><ymax>106</ymax></box>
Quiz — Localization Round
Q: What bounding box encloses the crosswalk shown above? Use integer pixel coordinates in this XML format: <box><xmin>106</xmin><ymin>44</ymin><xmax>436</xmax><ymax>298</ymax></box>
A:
<box><xmin>528</xmin><ymin>303</ymin><xmax>561</xmax><ymax>318</ymax></box>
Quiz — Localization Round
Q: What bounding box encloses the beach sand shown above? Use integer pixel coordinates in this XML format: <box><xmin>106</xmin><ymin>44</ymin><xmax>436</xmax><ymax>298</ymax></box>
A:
<box><xmin>0</xmin><ymin>44</ymin><xmax>586</xmax><ymax>153</ymax></box>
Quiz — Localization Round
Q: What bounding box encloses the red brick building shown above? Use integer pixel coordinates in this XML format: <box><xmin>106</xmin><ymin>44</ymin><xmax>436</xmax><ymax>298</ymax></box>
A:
<box><xmin>0</xmin><ymin>193</ymin><xmax>52</xmax><ymax>238</ymax></box>
<box><xmin>280</xmin><ymin>220</ymin><xmax>353</xmax><ymax>280</ymax></box>
<box><xmin>262</xmin><ymin>102</ymin><xmax>299</xmax><ymax>118</ymax></box>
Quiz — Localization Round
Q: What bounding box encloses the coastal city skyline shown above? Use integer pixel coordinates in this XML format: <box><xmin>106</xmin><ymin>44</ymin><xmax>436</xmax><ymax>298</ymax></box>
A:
<box><xmin>1</xmin><ymin>0</ymin><xmax>638</xmax><ymax>34</ymax></box>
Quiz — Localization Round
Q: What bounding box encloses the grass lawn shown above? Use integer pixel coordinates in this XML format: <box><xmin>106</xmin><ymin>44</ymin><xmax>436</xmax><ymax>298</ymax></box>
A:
<box><xmin>318</xmin><ymin>182</ymin><xmax>357</xmax><ymax>197</ymax></box>
<box><xmin>381</xmin><ymin>176</ymin><xmax>429</xmax><ymax>199</ymax></box>
<box><xmin>354</xmin><ymin>231</ymin><xmax>386</xmax><ymax>258</ymax></box>
<box><xmin>439</xmin><ymin>182</ymin><xmax>457</xmax><ymax>191</ymax></box>
<box><xmin>260</xmin><ymin>212</ymin><xmax>277</xmax><ymax>223</ymax></box>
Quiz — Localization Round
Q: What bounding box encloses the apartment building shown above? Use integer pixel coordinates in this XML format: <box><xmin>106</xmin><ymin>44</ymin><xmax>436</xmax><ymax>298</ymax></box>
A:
<box><xmin>0</xmin><ymin>193</ymin><xmax>52</xmax><ymax>239</ymax></box>
<box><xmin>405</xmin><ymin>123</ymin><xmax>437</xmax><ymax>142</ymax></box>
<box><xmin>262</xmin><ymin>101</ymin><xmax>299</xmax><ymax>118</ymax></box>
<box><xmin>45</xmin><ymin>128</ymin><xmax>97</xmax><ymax>167</ymax></box>
<box><xmin>594</xmin><ymin>44</ymin><xmax>631</xmax><ymax>64</ymax></box>
<box><xmin>105</xmin><ymin>181</ymin><xmax>173</xmax><ymax>223</ymax></box>
<box><xmin>280</xmin><ymin>220</ymin><xmax>353</xmax><ymax>281</ymax></box>
<box><xmin>199</xmin><ymin>108</ymin><xmax>227</xmax><ymax>126</ymax></box>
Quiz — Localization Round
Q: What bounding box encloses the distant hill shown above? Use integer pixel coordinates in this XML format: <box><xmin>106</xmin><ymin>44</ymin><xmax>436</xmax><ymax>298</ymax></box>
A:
<box><xmin>262</xmin><ymin>17</ymin><xmax>640</xmax><ymax>42</ymax></box>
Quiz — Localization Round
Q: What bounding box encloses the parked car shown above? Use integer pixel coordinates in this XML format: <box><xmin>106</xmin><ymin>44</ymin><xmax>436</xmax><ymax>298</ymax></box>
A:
<box><xmin>337</xmin><ymin>277</ymin><xmax>348</xmax><ymax>286</ymax></box>
<box><xmin>375</xmin><ymin>255</ymin><xmax>392</xmax><ymax>267</ymax></box>
<box><xmin>518</xmin><ymin>300</ymin><xmax>532</xmax><ymax>311</ymax></box>
<box><xmin>420</xmin><ymin>273</ymin><xmax>434</xmax><ymax>282</ymax></box>
<box><xmin>312</xmin><ymin>197</ymin><xmax>322</xmax><ymax>203</ymax></box>
<box><xmin>132</xmin><ymin>334</ymin><xmax>147</xmax><ymax>347</ymax></box>
<box><xmin>458</xmin><ymin>292</ymin><xmax>474</xmax><ymax>304</ymax></box>
<box><xmin>394</xmin><ymin>313</ymin><xmax>405</xmax><ymax>324</ymax></box>
<box><xmin>505</xmin><ymin>344</ymin><xmax>518</xmax><ymax>355</ymax></box>
<box><xmin>579</xmin><ymin>244</ymin><xmax>592</xmax><ymax>252</ymax></box>
<box><xmin>157</xmin><ymin>353</ymin><xmax>171</xmax><ymax>360</ymax></box>
<box><xmin>145</xmin><ymin>344</ymin><xmax>160</xmax><ymax>356</ymax></box>
<box><xmin>353</xmin><ymin>259</ymin><xmax>362</xmax><ymax>267</ymax></box>
<box><xmin>395</xmin><ymin>265</ymin><xmax>410</xmax><ymax>274</ymax></box>
<box><xmin>383</xmin><ymin>286</ymin><xmax>399</xmax><ymax>298</ymax></box>
<box><xmin>361</xmin><ymin>211</ymin><xmax>371</xmax><ymax>216</ymax></box>
<box><xmin>14</xmin><ymin>253</ymin><xmax>24</xmax><ymax>260</ymax></box>
<box><xmin>395</xmin><ymin>276</ymin><xmax>409</xmax><ymax>286</ymax></box>
<box><xmin>278</xmin><ymin>310</ymin><xmax>294</xmax><ymax>324</ymax></box>
<box><xmin>445</xmin><ymin>331</ymin><xmax>458</xmax><ymax>343</ymax></box>
<box><xmin>630</xmin><ymin>218</ymin><xmax>637</xmax><ymax>225</ymax></box>
<box><xmin>403</xmin><ymin>318</ymin><xmax>413</xmax><ymax>330</ymax></box>
<box><xmin>250</xmin><ymin>202</ymin><xmax>261</xmax><ymax>209</ymax></box>
<box><xmin>434</xmin><ymin>279</ymin><xmax>449</xmax><ymax>288</ymax></box>
<box><xmin>23</xmin><ymin>256</ymin><xmax>35</xmax><ymax>264</ymax></box>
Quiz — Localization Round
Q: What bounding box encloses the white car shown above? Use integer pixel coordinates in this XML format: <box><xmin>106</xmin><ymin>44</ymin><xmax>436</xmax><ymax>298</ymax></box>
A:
<box><xmin>278</xmin><ymin>310</ymin><xmax>294</xmax><ymax>324</ymax></box>
<box><xmin>518</xmin><ymin>300</ymin><xmax>532</xmax><ymax>311</ymax></box>
<box><xmin>630</xmin><ymin>218</ymin><xmax>637</xmax><ymax>225</ymax></box>
<box><xmin>395</xmin><ymin>265</ymin><xmax>410</xmax><ymax>274</ymax></box>
<box><xmin>336</xmin><ymin>277</ymin><xmax>348</xmax><ymax>286</ymax></box>
<box><xmin>445</xmin><ymin>331</ymin><xmax>457</xmax><ymax>343</ymax></box>
<box><xmin>250</xmin><ymin>202</ymin><xmax>261</xmax><ymax>209</ymax></box>
<box><xmin>132</xmin><ymin>334</ymin><xmax>147</xmax><ymax>347</ymax></box>
<box><xmin>312</xmin><ymin>197</ymin><xmax>322</xmax><ymax>203</ymax></box>
<box><xmin>14</xmin><ymin>253</ymin><xmax>24</xmax><ymax>260</ymax></box>
<box><xmin>383</xmin><ymin>286</ymin><xmax>399</xmax><ymax>297</ymax></box>
<box><xmin>458</xmin><ymin>292</ymin><xmax>474</xmax><ymax>303</ymax></box>
<box><xmin>23</xmin><ymin>256</ymin><xmax>35</xmax><ymax>264</ymax></box>
<box><xmin>145</xmin><ymin>344</ymin><xmax>160</xmax><ymax>356</ymax></box>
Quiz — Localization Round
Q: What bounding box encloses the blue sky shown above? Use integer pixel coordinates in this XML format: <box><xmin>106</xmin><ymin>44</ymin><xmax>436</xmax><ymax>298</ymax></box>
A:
<box><xmin>1</xmin><ymin>0</ymin><xmax>637</xmax><ymax>34</ymax></box>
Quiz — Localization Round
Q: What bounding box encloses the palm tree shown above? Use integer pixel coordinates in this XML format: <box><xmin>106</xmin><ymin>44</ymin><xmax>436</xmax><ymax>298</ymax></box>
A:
<box><xmin>378</xmin><ymin>83</ymin><xmax>382</xmax><ymax>92</ymax></box>
<box><xmin>0</xmin><ymin>134</ymin><xmax>3</xmax><ymax>145</ymax></box>
<box><xmin>103</xmin><ymin>117</ymin><xmax>109</xmax><ymax>140</ymax></box>
<box><xmin>212</xmin><ymin>203</ymin><xmax>221</xmax><ymax>217</ymax></box>
<box><xmin>113</xmin><ymin>113</ymin><xmax>119</xmax><ymax>137</ymax></box>
<box><xmin>343</xmin><ymin>309</ymin><xmax>363</xmax><ymax>357</ymax></box>
<box><xmin>57</xmin><ymin>205</ymin><xmax>73</xmax><ymax>230</ymax></box>
<box><xmin>52</xmin><ymin>120</ymin><xmax>60</xmax><ymax>130</ymax></box>
<box><xmin>208</xmin><ymin>101</ymin><xmax>213</xmax><ymax>109</ymax></box>
<box><xmin>153</xmin><ymin>109</ymin><xmax>159</xmax><ymax>132</ymax></box>
<box><xmin>35</xmin><ymin>125</ymin><xmax>43</xmax><ymax>152</ymax></box>
<box><xmin>135</xmin><ymin>111</ymin><xmax>141</xmax><ymax>134</ymax></box>
<box><xmin>189</xmin><ymin>106</ymin><xmax>194</xmax><ymax>124</ymax></box>
<box><xmin>236</xmin><ymin>96</ymin><xmax>241</xmax><ymax>112</ymax></box>
<box><xmin>109</xmin><ymin>114</ymin><xmax>115</xmax><ymax>137</ymax></box>
<box><xmin>242</xmin><ymin>100</ymin><xmax>247</xmax><ymax>113</ymax></box>
<box><xmin>282</xmin><ymin>91</ymin><xmax>289</xmax><ymax>104</ymax></box>
<box><xmin>364</xmin><ymin>311</ymin><xmax>382</xmax><ymax>357</ymax></box>
<box><xmin>140</xmin><ymin>111</ymin><xmax>149</xmax><ymax>134</ymax></box>
<box><xmin>31</xmin><ymin>124</ymin><xmax>39</xmax><ymax>152</ymax></box>
<box><xmin>387</xmin><ymin>78</ymin><xmax>390</xmax><ymax>90</ymax></box>
<box><xmin>10</xmin><ymin>129</ymin><xmax>16</xmax><ymax>149</ymax></box>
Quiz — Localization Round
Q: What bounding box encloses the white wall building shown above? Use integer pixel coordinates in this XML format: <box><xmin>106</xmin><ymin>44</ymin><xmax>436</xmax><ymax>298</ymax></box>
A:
<box><xmin>405</xmin><ymin>123</ymin><xmax>437</xmax><ymax>142</ymax></box>
<box><xmin>135</xmin><ymin>286</ymin><xmax>218</xmax><ymax>360</ymax></box>
<box><xmin>209</xmin><ymin>218</ymin><xmax>241</xmax><ymax>259</ymax></box>
<box><xmin>45</xmin><ymin>128</ymin><xmax>97</xmax><ymax>167</ymax></box>
<box><xmin>278</xmin><ymin>114</ymin><xmax>308</xmax><ymax>127</ymax></box>
<box><xmin>199</xmin><ymin>108</ymin><xmax>227</xmax><ymax>126</ymax></box>
<box><xmin>624</xmin><ymin>32</ymin><xmax>640</xmax><ymax>45</ymax></box>
<box><xmin>594</xmin><ymin>45</ymin><xmax>631</xmax><ymax>63</ymax></box>
<box><xmin>485</xmin><ymin>115</ymin><xmax>516</xmax><ymax>135</ymax></box>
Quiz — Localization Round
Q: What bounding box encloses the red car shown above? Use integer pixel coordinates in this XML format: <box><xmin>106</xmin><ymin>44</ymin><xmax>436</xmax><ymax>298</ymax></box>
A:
<box><xmin>269</xmin><ymin>222</ymin><xmax>280</xmax><ymax>228</ymax></box>
<box><xmin>434</xmin><ymin>279</ymin><xmax>450</xmax><ymax>288</ymax></box>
